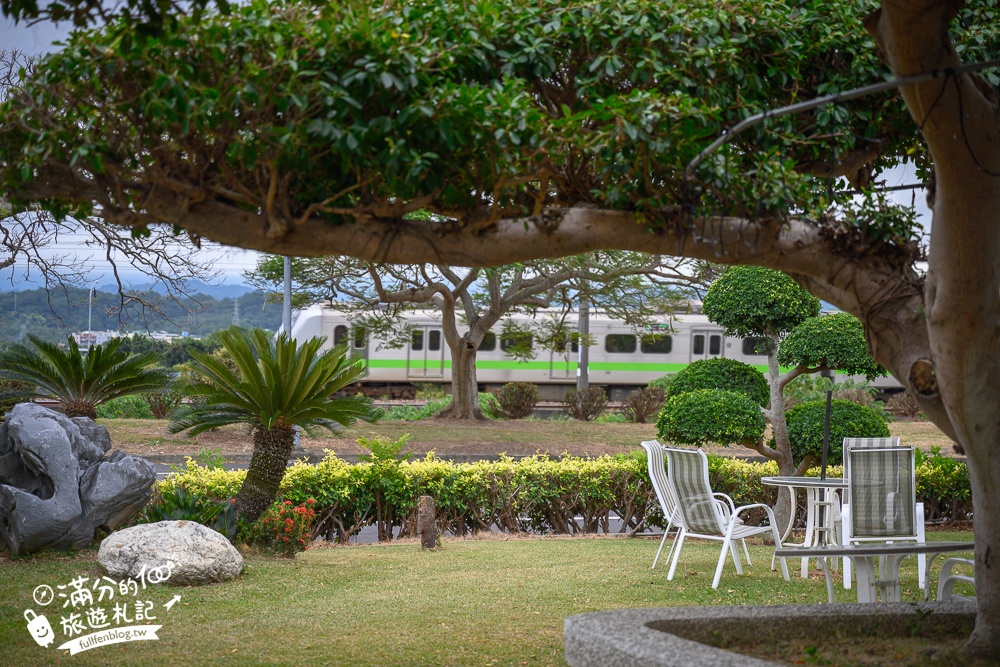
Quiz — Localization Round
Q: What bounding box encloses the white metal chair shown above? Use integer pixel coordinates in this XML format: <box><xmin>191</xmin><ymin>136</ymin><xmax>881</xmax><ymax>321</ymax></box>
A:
<box><xmin>664</xmin><ymin>447</ymin><xmax>790</xmax><ymax>589</ymax></box>
<box><xmin>937</xmin><ymin>558</ymin><xmax>975</xmax><ymax>602</ymax></box>
<box><xmin>842</xmin><ymin>445</ymin><xmax>927</xmax><ymax>591</ymax></box>
<box><xmin>640</xmin><ymin>439</ymin><xmax>748</xmax><ymax>570</ymax></box>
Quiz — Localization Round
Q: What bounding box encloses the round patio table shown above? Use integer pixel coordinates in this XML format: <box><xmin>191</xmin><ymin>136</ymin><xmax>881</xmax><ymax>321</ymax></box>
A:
<box><xmin>761</xmin><ymin>476</ymin><xmax>849</xmax><ymax>578</ymax></box>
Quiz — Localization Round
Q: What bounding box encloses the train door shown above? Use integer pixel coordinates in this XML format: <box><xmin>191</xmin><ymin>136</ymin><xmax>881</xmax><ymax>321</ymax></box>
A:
<box><xmin>407</xmin><ymin>326</ymin><xmax>445</xmax><ymax>378</ymax></box>
<box><xmin>549</xmin><ymin>330</ymin><xmax>578</xmax><ymax>380</ymax></box>
<box><xmin>691</xmin><ymin>329</ymin><xmax>724</xmax><ymax>361</ymax></box>
<box><xmin>333</xmin><ymin>324</ymin><xmax>369</xmax><ymax>363</ymax></box>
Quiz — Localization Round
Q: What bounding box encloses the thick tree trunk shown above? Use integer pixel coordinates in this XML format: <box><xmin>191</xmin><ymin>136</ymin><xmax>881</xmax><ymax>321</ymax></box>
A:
<box><xmin>864</xmin><ymin>1</ymin><xmax>1000</xmax><ymax>657</ymax></box>
<box><xmin>436</xmin><ymin>339</ymin><xmax>485</xmax><ymax>420</ymax></box>
<box><xmin>234</xmin><ymin>425</ymin><xmax>295</xmax><ymax>523</ymax></box>
<box><xmin>62</xmin><ymin>400</ymin><xmax>97</xmax><ymax>419</ymax></box>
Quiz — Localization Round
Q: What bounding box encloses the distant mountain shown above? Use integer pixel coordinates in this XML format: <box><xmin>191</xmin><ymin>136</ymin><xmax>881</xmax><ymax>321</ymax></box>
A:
<box><xmin>96</xmin><ymin>278</ymin><xmax>253</xmax><ymax>300</ymax></box>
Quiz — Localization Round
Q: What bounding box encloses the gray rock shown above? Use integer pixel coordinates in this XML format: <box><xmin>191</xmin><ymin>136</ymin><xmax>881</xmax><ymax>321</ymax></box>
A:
<box><xmin>99</xmin><ymin>521</ymin><xmax>244</xmax><ymax>586</ymax></box>
<box><xmin>0</xmin><ymin>403</ymin><xmax>156</xmax><ymax>554</ymax></box>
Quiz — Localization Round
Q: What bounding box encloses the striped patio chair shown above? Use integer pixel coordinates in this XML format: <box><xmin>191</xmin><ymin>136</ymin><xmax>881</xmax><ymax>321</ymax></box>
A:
<box><xmin>842</xmin><ymin>436</ymin><xmax>901</xmax><ymax>451</ymax></box>
<box><xmin>664</xmin><ymin>447</ymin><xmax>790</xmax><ymax>589</ymax></box>
<box><xmin>640</xmin><ymin>440</ymin><xmax>681</xmax><ymax>569</ymax></box>
<box><xmin>843</xmin><ymin>446</ymin><xmax>927</xmax><ymax>590</ymax></box>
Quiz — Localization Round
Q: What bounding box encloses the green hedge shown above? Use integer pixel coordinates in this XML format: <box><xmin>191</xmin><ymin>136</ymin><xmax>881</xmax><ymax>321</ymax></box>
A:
<box><xmin>155</xmin><ymin>448</ymin><xmax>972</xmax><ymax>543</ymax></box>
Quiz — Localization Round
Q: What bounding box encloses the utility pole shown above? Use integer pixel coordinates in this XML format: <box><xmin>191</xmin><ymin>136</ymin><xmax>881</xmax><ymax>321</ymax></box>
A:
<box><xmin>576</xmin><ymin>290</ymin><xmax>590</xmax><ymax>392</ymax></box>
<box><xmin>87</xmin><ymin>282</ymin><xmax>98</xmax><ymax>350</ymax></box>
<box><xmin>283</xmin><ymin>256</ymin><xmax>305</xmax><ymax>459</ymax></box>
<box><xmin>282</xmin><ymin>256</ymin><xmax>292</xmax><ymax>335</ymax></box>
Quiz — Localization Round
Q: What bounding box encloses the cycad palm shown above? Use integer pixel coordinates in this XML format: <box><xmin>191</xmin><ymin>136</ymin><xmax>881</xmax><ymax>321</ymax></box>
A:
<box><xmin>170</xmin><ymin>327</ymin><xmax>382</xmax><ymax>522</ymax></box>
<box><xmin>0</xmin><ymin>335</ymin><xmax>172</xmax><ymax>419</ymax></box>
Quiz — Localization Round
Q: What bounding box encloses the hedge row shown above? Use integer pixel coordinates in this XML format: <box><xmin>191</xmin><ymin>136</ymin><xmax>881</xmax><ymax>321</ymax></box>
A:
<box><xmin>157</xmin><ymin>448</ymin><xmax>971</xmax><ymax>543</ymax></box>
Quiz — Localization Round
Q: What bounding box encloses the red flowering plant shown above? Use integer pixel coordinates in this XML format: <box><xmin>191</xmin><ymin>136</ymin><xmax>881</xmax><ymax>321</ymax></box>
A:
<box><xmin>256</xmin><ymin>498</ymin><xmax>317</xmax><ymax>556</ymax></box>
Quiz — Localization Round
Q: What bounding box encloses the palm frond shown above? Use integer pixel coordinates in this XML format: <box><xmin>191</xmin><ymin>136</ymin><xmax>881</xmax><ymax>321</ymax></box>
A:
<box><xmin>170</xmin><ymin>326</ymin><xmax>382</xmax><ymax>437</ymax></box>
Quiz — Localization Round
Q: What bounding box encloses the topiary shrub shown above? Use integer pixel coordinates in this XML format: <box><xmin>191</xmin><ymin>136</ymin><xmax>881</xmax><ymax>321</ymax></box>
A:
<box><xmin>667</xmin><ymin>358</ymin><xmax>769</xmax><ymax>407</ymax></box>
<box><xmin>620</xmin><ymin>387</ymin><xmax>665</xmax><ymax>423</ymax></box>
<box><xmin>778</xmin><ymin>312</ymin><xmax>885</xmax><ymax>382</ymax></box>
<box><xmin>785</xmin><ymin>399</ymin><xmax>890</xmax><ymax>465</ymax></box>
<box><xmin>563</xmin><ymin>386</ymin><xmax>609</xmax><ymax>421</ymax></box>
<box><xmin>656</xmin><ymin>388</ymin><xmax>766</xmax><ymax>447</ymax></box>
<box><xmin>494</xmin><ymin>382</ymin><xmax>539</xmax><ymax>419</ymax></box>
<box><xmin>702</xmin><ymin>266</ymin><xmax>820</xmax><ymax>338</ymax></box>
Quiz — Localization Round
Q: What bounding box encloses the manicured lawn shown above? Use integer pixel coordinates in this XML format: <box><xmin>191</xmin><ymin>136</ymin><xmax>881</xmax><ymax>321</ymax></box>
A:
<box><xmin>0</xmin><ymin>532</ymin><xmax>971</xmax><ymax>666</ymax></box>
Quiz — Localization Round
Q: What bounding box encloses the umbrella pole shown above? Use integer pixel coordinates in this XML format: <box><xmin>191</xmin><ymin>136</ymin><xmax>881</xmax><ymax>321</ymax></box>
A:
<box><xmin>819</xmin><ymin>390</ymin><xmax>833</xmax><ymax>545</ymax></box>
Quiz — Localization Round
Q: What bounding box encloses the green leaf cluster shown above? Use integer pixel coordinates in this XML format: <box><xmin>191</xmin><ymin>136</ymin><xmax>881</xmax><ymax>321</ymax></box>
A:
<box><xmin>0</xmin><ymin>335</ymin><xmax>173</xmax><ymax>418</ymax></box>
<box><xmin>667</xmin><ymin>357</ymin><xmax>769</xmax><ymax>407</ymax></box>
<box><xmin>783</xmin><ymin>398</ymin><xmax>889</xmax><ymax>464</ymax></box>
<box><xmin>8</xmin><ymin>0</ymin><xmax>998</xmax><ymax>246</ymax></box>
<box><xmin>655</xmin><ymin>388</ymin><xmax>766</xmax><ymax>447</ymax></box>
<box><xmin>778</xmin><ymin>312</ymin><xmax>885</xmax><ymax>381</ymax></box>
<box><xmin>169</xmin><ymin>326</ymin><xmax>383</xmax><ymax>437</ymax></box>
<box><xmin>702</xmin><ymin>266</ymin><xmax>820</xmax><ymax>338</ymax></box>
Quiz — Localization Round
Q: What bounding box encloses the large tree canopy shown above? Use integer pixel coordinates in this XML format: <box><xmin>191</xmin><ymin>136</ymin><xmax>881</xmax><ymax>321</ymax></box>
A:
<box><xmin>3</xmin><ymin>0</ymin><xmax>1000</xmax><ymax>656</ymax></box>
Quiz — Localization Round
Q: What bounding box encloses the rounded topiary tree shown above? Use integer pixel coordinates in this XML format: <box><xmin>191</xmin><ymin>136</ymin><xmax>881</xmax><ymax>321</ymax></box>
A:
<box><xmin>702</xmin><ymin>266</ymin><xmax>820</xmax><ymax>344</ymax></box>
<box><xmin>785</xmin><ymin>399</ymin><xmax>891</xmax><ymax>466</ymax></box>
<box><xmin>777</xmin><ymin>312</ymin><xmax>885</xmax><ymax>381</ymax></box>
<box><xmin>667</xmin><ymin>358</ymin><xmax>769</xmax><ymax>407</ymax></box>
<box><xmin>656</xmin><ymin>389</ymin><xmax>766</xmax><ymax>448</ymax></box>
<box><xmin>701</xmin><ymin>266</ymin><xmax>820</xmax><ymax>476</ymax></box>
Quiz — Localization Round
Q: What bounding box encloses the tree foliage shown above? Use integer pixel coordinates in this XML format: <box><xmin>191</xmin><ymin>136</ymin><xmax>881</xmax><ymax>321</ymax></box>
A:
<box><xmin>784</xmin><ymin>399</ymin><xmax>890</xmax><ymax>465</ymax></box>
<box><xmin>0</xmin><ymin>0</ymin><xmax>952</xmax><ymax>237</ymax></box>
<box><xmin>702</xmin><ymin>266</ymin><xmax>820</xmax><ymax>340</ymax></box>
<box><xmin>778</xmin><ymin>312</ymin><xmax>885</xmax><ymax>381</ymax></box>
<box><xmin>667</xmin><ymin>357</ymin><xmax>769</xmax><ymax>407</ymax></box>
<box><xmin>656</xmin><ymin>388</ymin><xmax>766</xmax><ymax>448</ymax></box>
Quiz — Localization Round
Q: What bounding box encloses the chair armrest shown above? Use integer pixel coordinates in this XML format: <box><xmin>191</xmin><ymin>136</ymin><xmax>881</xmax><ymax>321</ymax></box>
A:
<box><xmin>733</xmin><ymin>502</ymin><xmax>774</xmax><ymax>516</ymax></box>
<box><xmin>713</xmin><ymin>492</ymin><xmax>737</xmax><ymax>512</ymax></box>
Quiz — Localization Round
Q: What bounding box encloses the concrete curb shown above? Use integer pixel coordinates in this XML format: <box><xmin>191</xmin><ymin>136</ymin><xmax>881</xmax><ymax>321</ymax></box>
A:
<box><xmin>563</xmin><ymin>602</ymin><xmax>977</xmax><ymax>667</ymax></box>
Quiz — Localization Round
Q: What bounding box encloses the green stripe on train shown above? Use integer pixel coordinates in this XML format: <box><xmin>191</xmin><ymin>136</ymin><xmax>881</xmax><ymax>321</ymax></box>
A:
<box><xmin>365</xmin><ymin>358</ymin><xmax>763</xmax><ymax>373</ymax></box>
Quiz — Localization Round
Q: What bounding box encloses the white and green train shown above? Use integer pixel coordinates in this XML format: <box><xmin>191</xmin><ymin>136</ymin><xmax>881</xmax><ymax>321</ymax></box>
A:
<box><xmin>289</xmin><ymin>303</ymin><xmax>899</xmax><ymax>400</ymax></box>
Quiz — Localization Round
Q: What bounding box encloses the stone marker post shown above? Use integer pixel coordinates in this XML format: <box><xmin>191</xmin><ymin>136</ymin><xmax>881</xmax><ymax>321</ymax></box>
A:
<box><xmin>417</xmin><ymin>495</ymin><xmax>437</xmax><ymax>549</ymax></box>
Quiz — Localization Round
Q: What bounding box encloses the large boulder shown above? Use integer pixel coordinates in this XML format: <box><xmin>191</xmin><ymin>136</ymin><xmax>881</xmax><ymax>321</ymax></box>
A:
<box><xmin>99</xmin><ymin>521</ymin><xmax>244</xmax><ymax>586</ymax></box>
<box><xmin>0</xmin><ymin>403</ymin><xmax>156</xmax><ymax>554</ymax></box>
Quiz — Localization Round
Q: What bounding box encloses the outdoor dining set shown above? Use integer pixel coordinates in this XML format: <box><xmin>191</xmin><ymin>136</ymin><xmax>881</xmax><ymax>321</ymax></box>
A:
<box><xmin>640</xmin><ymin>437</ymin><xmax>975</xmax><ymax>604</ymax></box>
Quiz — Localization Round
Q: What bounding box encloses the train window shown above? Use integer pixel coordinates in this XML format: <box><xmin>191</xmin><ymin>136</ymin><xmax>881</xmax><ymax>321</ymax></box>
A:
<box><xmin>553</xmin><ymin>332</ymin><xmax>579</xmax><ymax>354</ymax></box>
<box><xmin>500</xmin><ymin>333</ymin><xmax>532</xmax><ymax>352</ymax></box>
<box><xmin>709</xmin><ymin>335</ymin><xmax>721</xmax><ymax>356</ymax></box>
<box><xmin>741</xmin><ymin>337</ymin><xmax>768</xmax><ymax>356</ymax></box>
<box><xmin>480</xmin><ymin>332</ymin><xmax>497</xmax><ymax>351</ymax></box>
<box><xmin>411</xmin><ymin>330</ymin><xmax>424</xmax><ymax>351</ymax></box>
<box><xmin>692</xmin><ymin>334</ymin><xmax>705</xmax><ymax>355</ymax></box>
<box><xmin>641</xmin><ymin>335</ymin><xmax>672</xmax><ymax>354</ymax></box>
<box><xmin>334</xmin><ymin>325</ymin><xmax>349</xmax><ymax>346</ymax></box>
<box><xmin>353</xmin><ymin>330</ymin><xmax>366</xmax><ymax>349</ymax></box>
<box><xmin>428</xmin><ymin>330</ymin><xmax>441</xmax><ymax>351</ymax></box>
<box><xmin>605</xmin><ymin>334</ymin><xmax>637</xmax><ymax>354</ymax></box>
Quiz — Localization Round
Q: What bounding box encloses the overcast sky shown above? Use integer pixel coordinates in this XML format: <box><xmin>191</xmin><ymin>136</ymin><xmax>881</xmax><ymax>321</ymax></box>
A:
<box><xmin>1</xmin><ymin>14</ymin><xmax>931</xmax><ymax>289</ymax></box>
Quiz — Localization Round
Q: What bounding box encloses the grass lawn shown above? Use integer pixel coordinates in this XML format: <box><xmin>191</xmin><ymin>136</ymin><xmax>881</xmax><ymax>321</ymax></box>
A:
<box><xmin>0</xmin><ymin>532</ymin><xmax>972</xmax><ymax>666</ymax></box>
